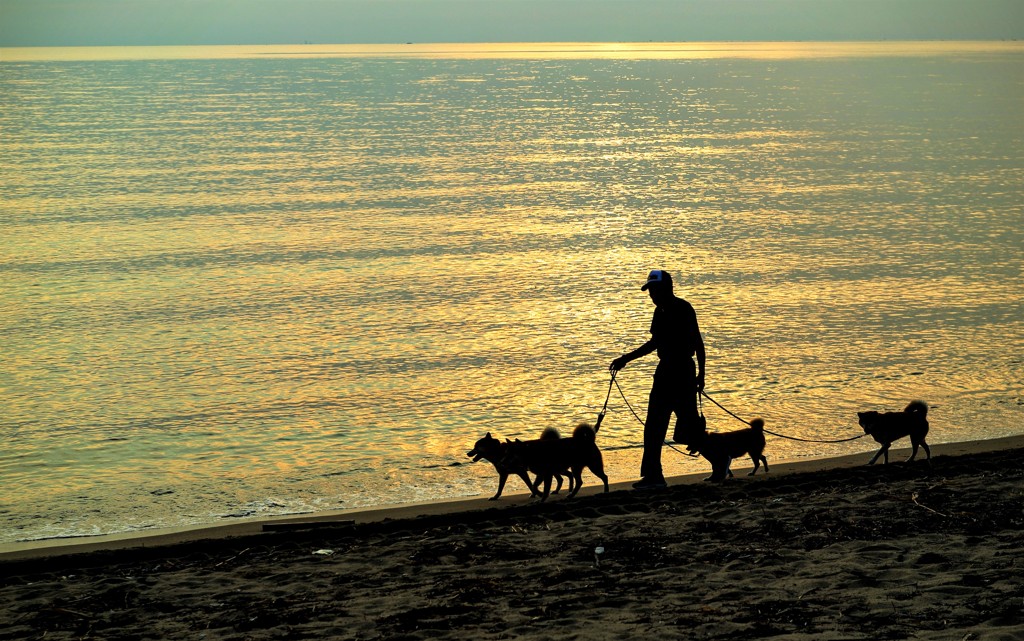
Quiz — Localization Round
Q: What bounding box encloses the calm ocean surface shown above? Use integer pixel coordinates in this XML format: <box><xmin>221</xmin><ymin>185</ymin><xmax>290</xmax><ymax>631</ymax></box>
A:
<box><xmin>1</xmin><ymin>42</ymin><xmax>1022</xmax><ymax>544</ymax></box>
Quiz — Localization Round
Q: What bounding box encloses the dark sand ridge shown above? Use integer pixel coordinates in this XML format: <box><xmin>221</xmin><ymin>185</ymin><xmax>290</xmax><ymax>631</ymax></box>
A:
<box><xmin>1</xmin><ymin>435</ymin><xmax>1021</xmax><ymax>641</ymax></box>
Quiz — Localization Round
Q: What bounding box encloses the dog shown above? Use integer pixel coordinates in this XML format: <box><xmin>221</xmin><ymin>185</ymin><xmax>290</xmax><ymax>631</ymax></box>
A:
<box><xmin>858</xmin><ymin>400</ymin><xmax>930</xmax><ymax>465</ymax></box>
<box><xmin>691</xmin><ymin>418</ymin><xmax>768</xmax><ymax>482</ymax></box>
<box><xmin>467</xmin><ymin>427</ymin><xmax>573</xmax><ymax>500</ymax></box>
<box><xmin>502</xmin><ymin>423</ymin><xmax>609</xmax><ymax>501</ymax></box>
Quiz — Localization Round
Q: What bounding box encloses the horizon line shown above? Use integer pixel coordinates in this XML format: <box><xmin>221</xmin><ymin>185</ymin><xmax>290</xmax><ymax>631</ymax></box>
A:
<box><xmin>4</xmin><ymin>40</ymin><xmax>1022</xmax><ymax>62</ymax></box>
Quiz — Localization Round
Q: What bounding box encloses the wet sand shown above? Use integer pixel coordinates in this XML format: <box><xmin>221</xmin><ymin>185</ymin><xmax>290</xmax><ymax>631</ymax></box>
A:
<box><xmin>2</xmin><ymin>435</ymin><xmax>1022</xmax><ymax>640</ymax></box>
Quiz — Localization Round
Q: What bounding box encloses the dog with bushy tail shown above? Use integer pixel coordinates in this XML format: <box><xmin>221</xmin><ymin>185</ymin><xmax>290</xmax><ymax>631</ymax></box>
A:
<box><xmin>858</xmin><ymin>400</ymin><xmax>930</xmax><ymax>465</ymax></box>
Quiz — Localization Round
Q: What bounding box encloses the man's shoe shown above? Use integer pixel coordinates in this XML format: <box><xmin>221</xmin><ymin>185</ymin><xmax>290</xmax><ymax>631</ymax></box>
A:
<box><xmin>632</xmin><ymin>477</ymin><xmax>668</xmax><ymax>490</ymax></box>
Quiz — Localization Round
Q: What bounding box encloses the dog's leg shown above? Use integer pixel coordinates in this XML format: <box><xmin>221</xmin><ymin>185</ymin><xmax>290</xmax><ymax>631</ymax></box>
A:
<box><xmin>585</xmin><ymin>453</ymin><xmax>609</xmax><ymax>494</ymax></box>
<box><xmin>540</xmin><ymin>475</ymin><xmax>554</xmax><ymax>502</ymax></box>
<box><xmin>868</xmin><ymin>445</ymin><xmax>888</xmax><ymax>465</ymax></box>
<box><xmin>491</xmin><ymin>472</ymin><xmax>509</xmax><ymax>500</ymax></box>
<box><xmin>531</xmin><ymin>474</ymin><xmax>553</xmax><ymax>501</ymax></box>
<box><xmin>705</xmin><ymin>458</ymin><xmax>729</xmax><ymax>482</ymax></box>
<box><xmin>748</xmin><ymin>454</ymin><xmax>759</xmax><ymax>476</ymax></box>
<box><xmin>715</xmin><ymin>462</ymin><xmax>729</xmax><ymax>481</ymax></box>
<box><xmin>908</xmin><ymin>439</ymin><xmax>932</xmax><ymax>463</ymax></box>
<box><xmin>552</xmin><ymin>473</ymin><xmax>564</xmax><ymax>495</ymax></box>
<box><xmin>907</xmin><ymin>440</ymin><xmax>920</xmax><ymax>462</ymax></box>
<box><xmin>567</xmin><ymin>468</ymin><xmax>584</xmax><ymax>498</ymax></box>
<box><xmin>704</xmin><ymin>464</ymin><xmax>729</xmax><ymax>479</ymax></box>
<box><xmin>588</xmin><ymin>464</ymin><xmax>610</xmax><ymax>494</ymax></box>
<box><xmin>577</xmin><ymin>452</ymin><xmax>606</xmax><ymax>491</ymax></box>
<box><xmin>522</xmin><ymin>473</ymin><xmax>541</xmax><ymax>497</ymax></box>
<box><xmin>761</xmin><ymin>455</ymin><xmax>769</xmax><ymax>474</ymax></box>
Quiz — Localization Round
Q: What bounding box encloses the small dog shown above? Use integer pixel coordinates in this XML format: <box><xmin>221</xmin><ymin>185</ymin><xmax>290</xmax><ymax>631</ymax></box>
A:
<box><xmin>692</xmin><ymin>418</ymin><xmax>768</xmax><ymax>482</ymax></box>
<box><xmin>503</xmin><ymin>423</ymin><xmax>610</xmax><ymax>501</ymax></box>
<box><xmin>467</xmin><ymin>427</ymin><xmax>573</xmax><ymax>500</ymax></box>
<box><xmin>858</xmin><ymin>400</ymin><xmax>930</xmax><ymax>465</ymax></box>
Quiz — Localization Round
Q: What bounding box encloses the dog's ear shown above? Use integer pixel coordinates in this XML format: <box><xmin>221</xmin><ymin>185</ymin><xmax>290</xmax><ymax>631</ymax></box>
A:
<box><xmin>486</xmin><ymin>432</ymin><xmax>491</xmax><ymax>438</ymax></box>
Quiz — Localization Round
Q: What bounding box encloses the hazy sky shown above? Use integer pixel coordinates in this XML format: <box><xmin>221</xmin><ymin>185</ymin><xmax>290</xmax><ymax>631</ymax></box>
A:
<box><xmin>1</xmin><ymin>0</ymin><xmax>1021</xmax><ymax>47</ymax></box>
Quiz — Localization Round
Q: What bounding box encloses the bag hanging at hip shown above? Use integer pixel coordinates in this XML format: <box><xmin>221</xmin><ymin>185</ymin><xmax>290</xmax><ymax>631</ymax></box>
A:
<box><xmin>672</xmin><ymin>393</ymin><xmax>706</xmax><ymax>444</ymax></box>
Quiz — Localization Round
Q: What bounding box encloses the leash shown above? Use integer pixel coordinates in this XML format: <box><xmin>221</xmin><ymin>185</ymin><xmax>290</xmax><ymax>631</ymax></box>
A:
<box><xmin>610</xmin><ymin>373</ymin><xmax>699</xmax><ymax>457</ymax></box>
<box><xmin>612</xmin><ymin>374</ymin><xmax>645</xmax><ymax>428</ymax></box>
<box><xmin>700</xmin><ymin>390</ymin><xmax>866</xmax><ymax>443</ymax></box>
<box><xmin>593</xmin><ymin>370</ymin><xmax>616</xmax><ymax>433</ymax></box>
<box><xmin>603</xmin><ymin>371</ymin><xmax>866</xmax><ymax>446</ymax></box>
<box><xmin>599</xmin><ymin>373</ymin><xmax>693</xmax><ymax>457</ymax></box>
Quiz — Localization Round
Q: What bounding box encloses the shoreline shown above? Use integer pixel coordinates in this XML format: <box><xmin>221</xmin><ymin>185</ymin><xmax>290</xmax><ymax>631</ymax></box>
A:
<box><xmin>3</xmin><ymin>433</ymin><xmax>1021</xmax><ymax>563</ymax></box>
<box><xmin>2</xmin><ymin>434</ymin><xmax>1022</xmax><ymax>640</ymax></box>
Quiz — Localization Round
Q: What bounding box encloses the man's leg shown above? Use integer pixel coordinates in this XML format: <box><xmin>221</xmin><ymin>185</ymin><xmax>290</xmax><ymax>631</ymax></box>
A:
<box><xmin>640</xmin><ymin>382</ymin><xmax>673</xmax><ymax>481</ymax></box>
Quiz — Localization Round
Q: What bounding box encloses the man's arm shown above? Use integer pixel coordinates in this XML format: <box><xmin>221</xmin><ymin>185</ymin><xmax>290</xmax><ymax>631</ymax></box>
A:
<box><xmin>610</xmin><ymin>340</ymin><xmax>655</xmax><ymax>371</ymax></box>
<box><xmin>693</xmin><ymin>320</ymin><xmax>706</xmax><ymax>391</ymax></box>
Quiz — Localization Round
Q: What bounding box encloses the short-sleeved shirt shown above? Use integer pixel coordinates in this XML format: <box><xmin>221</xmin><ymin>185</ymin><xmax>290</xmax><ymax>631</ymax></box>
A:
<box><xmin>650</xmin><ymin>296</ymin><xmax>701</xmax><ymax>366</ymax></box>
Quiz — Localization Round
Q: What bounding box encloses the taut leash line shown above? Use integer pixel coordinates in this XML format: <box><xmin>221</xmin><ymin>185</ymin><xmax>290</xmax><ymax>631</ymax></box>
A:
<box><xmin>601</xmin><ymin>371</ymin><xmax>866</xmax><ymax>446</ymax></box>
<box><xmin>700</xmin><ymin>390</ymin><xmax>866</xmax><ymax>443</ymax></box>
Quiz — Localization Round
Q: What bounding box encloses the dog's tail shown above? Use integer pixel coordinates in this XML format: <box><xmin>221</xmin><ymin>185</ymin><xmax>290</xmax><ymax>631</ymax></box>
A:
<box><xmin>749</xmin><ymin>418</ymin><xmax>764</xmax><ymax>432</ymax></box>
<box><xmin>573</xmin><ymin>422</ymin><xmax>597</xmax><ymax>441</ymax></box>
<box><xmin>540</xmin><ymin>426</ymin><xmax>561</xmax><ymax>440</ymax></box>
<box><xmin>904</xmin><ymin>400</ymin><xmax>928</xmax><ymax>417</ymax></box>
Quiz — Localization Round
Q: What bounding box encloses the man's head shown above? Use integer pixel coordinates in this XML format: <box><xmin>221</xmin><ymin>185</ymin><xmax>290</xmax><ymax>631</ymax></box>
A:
<box><xmin>640</xmin><ymin>269</ymin><xmax>673</xmax><ymax>303</ymax></box>
<box><xmin>640</xmin><ymin>269</ymin><xmax>673</xmax><ymax>291</ymax></box>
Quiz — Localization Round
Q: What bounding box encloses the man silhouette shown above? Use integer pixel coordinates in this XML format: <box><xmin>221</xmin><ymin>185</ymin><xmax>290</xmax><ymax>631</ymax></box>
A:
<box><xmin>610</xmin><ymin>269</ymin><xmax>706</xmax><ymax>489</ymax></box>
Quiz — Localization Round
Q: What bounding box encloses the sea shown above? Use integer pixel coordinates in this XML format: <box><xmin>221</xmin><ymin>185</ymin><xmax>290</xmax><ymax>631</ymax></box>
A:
<box><xmin>1</xmin><ymin>42</ymin><xmax>1022</xmax><ymax>545</ymax></box>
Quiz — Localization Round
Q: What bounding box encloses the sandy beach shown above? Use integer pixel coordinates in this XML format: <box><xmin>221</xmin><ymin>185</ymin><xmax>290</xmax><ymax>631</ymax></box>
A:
<box><xmin>2</xmin><ymin>435</ymin><xmax>1022</xmax><ymax>641</ymax></box>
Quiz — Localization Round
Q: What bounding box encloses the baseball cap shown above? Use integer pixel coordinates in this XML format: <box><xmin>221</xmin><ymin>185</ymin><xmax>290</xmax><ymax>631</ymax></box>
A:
<box><xmin>640</xmin><ymin>269</ymin><xmax>672</xmax><ymax>291</ymax></box>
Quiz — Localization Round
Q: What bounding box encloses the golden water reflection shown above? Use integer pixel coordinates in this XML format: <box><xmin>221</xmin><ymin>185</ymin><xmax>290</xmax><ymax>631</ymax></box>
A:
<box><xmin>1</xmin><ymin>43</ymin><xmax>1021</xmax><ymax>542</ymax></box>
